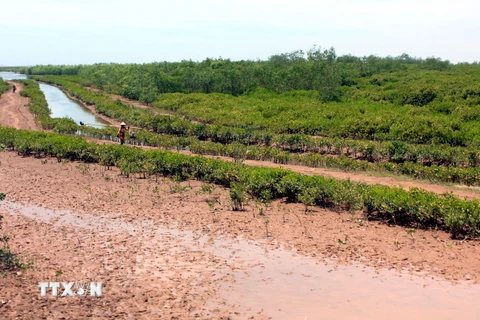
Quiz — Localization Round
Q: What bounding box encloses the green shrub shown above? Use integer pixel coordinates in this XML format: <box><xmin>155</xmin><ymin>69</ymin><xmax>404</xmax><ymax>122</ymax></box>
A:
<box><xmin>230</xmin><ymin>182</ymin><xmax>249</xmax><ymax>211</ymax></box>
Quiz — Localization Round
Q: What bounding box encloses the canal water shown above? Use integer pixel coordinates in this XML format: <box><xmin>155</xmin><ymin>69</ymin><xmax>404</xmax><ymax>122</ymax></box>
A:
<box><xmin>38</xmin><ymin>83</ymin><xmax>109</xmax><ymax>128</ymax></box>
<box><xmin>1</xmin><ymin>71</ymin><xmax>108</xmax><ymax>128</ymax></box>
<box><xmin>0</xmin><ymin>71</ymin><xmax>27</xmax><ymax>80</ymax></box>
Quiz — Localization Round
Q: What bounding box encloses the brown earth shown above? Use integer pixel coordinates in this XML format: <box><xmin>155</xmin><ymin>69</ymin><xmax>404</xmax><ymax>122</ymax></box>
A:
<box><xmin>1</xmin><ymin>152</ymin><xmax>480</xmax><ymax>319</ymax></box>
<box><xmin>3</xmin><ymin>152</ymin><xmax>480</xmax><ymax>283</ymax></box>
<box><xmin>0</xmin><ymin>82</ymin><xmax>38</xmax><ymax>131</ymax></box>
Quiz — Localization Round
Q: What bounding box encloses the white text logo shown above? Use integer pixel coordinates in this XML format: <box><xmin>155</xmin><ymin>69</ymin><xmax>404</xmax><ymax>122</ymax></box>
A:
<box><xmin>38</xmin><ymin>282</ymin><xmax>102</xmax><ymax>297</ymax></box>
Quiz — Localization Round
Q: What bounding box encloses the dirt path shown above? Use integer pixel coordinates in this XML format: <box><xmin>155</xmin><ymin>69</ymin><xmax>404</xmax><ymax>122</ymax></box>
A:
<box><xmin>1</xmin><ymin>152</ymin><xmax>480</xmax><ymax>319</ymax></box>
<box><xmin>87</xmin><ymin>87</ymin><xmax>151</xmax><ymax>110</ymax></box>
<box><xmin>186</xmin><ymin>152</ymin><xmax>480</xmax><ymax>201</ymax></box>
<box><xmin>0</xmin><ymin>82</ymin><xmax>38</xmax><ymax>131</ymax></box>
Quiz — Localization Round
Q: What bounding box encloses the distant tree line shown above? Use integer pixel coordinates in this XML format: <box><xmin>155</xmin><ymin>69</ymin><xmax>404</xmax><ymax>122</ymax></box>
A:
<box><xmin>11</xmin><ymin>46</ymin><xmax>456</xmax><ymax>103</ymax></box>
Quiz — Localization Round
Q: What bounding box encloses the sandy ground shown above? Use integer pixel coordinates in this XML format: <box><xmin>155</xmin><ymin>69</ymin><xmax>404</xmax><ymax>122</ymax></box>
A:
<box><xmin>0</xmin><ymin>82</ymin><xmax>38</xmax><ymax>131</ymax></box>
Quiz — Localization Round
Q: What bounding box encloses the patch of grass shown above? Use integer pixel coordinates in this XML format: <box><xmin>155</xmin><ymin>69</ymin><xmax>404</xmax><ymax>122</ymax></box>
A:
<box><xmin>76</xmin><ymin>163</ymin><xmax>90</xmax><ymax>174</ymax></box>
<box><xmin>0</xmin><ymin>245</ymin><xmax>16</xmax><ymax>271</ymax></box>
<box><xmin>338</xmin><ymin>235</ymin><xmax>349</xmax><ymax>245</ymax></box>
<box><xmin>0</xmin><ymin>245</ymin><xmax>27</xmax><ymax>271</ymax></box>
<box><xmin>169</xmin><ymin>183</ymin><xmax>190</xmax><ymax>194</ymax></box>
<box><xmin>230</xmin><ymin>183</ymin><xmax>248</xmax><ymax>211</ymax></box>
<box><xmin>0</xmin><ymin>198</ymin><xmax>31</xmax><ymax>271</ymax></box>
<box><xmin>197</xmin><ymin>184</ymin><xmax>216</xmax><ymax>195</ymax></box>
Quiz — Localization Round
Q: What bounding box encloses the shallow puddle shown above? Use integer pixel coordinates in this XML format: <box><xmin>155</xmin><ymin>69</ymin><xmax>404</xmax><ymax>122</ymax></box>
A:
<box><xmin>220</xmin><ymin>249</ymin><xmax>480</xmax><ymax>319</ymax></box>
<box><xmin>2</xmin><ymin>201</ymin><xmax>480</xmax><ymax>319</ymax></box>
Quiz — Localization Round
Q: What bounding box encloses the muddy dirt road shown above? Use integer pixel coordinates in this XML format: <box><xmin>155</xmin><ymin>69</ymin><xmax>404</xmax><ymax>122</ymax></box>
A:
<box><xmin>0</xmin><ymin>82</ymin><xmax>38</xmax><ymax>131</ymax></box>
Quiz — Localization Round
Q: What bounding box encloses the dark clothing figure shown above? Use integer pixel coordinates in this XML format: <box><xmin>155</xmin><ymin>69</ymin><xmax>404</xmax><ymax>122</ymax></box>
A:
<box><xmin>12</xmin><ymin>85</ymin><xmax>16</xmax><ymax>93</ymax></box>
<box><xmin>117</xmin><ymin>122</ymin><xmax>129</xmax><ymax>145</ymax></box>
<box><xmin>129</xmin><ymin>129</ymin><xmax>136</xmax><ymax>139</ymax></box>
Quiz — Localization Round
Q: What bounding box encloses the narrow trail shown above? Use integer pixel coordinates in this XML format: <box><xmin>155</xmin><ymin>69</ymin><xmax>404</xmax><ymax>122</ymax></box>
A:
<box><xmin>86</xmin><ymin>86</ymin><xmax>151</xmax><ymax>110</ymax></box>
<box><xmin>4</xmin><ymin>82</ymin><xmax>480</xmax><ymax>201</ymax></box>
<box><xmin>241</xmin><ymin>160</ymin><xmax>480</xmax><ymax>200</ymax></box>
<box><xmin>0</xmin><ymin>82</ymin><xmax>38</xmax><ymax>131</ymax></box>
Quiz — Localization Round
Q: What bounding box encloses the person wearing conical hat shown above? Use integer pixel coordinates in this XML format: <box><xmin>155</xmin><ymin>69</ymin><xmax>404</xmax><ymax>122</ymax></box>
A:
<box><xmin>117</xmin><ymin>122</ymin><xmax>129</xmax><ymax>145</ymax></box>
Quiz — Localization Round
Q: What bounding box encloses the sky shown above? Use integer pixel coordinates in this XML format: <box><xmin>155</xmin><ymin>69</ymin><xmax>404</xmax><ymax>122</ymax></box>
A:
<box><xmin>0</xmin><ymin>0</ymin><xmax>479</xmax><ymax>65</ymax></box>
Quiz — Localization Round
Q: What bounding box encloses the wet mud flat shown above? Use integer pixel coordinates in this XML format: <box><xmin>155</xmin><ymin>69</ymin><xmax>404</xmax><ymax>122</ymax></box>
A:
<box><xmin>1</xmin><ymin>152</ymin><xmax>480</xmax><ymax>319</ymax></box>
<box><xmin>3</xmin><ymin>201</ymin><xmax>480</xmax><ymax>319</ymax></box>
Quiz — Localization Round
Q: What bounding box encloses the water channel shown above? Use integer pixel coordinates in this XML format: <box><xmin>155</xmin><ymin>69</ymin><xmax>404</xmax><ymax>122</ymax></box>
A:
<box><xmin>1</xmin><ymin>71</ymin><xmax>108</xmax><ymax>128</ymax></box>
<box><xmin>38</xmin><ymin>83</ymin><xmax>109</xmax><ymax>128</ymax></box>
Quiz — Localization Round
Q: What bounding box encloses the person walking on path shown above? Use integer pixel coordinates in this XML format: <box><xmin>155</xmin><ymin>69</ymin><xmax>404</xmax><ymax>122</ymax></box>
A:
<box><xmin>12</xmin><ymin>84</ymin><xmax>16</xmax><ymax>94</ymax></box>
<box><xmin>117</xmin><ymin>122</ymin><xmax>129</xmax><ymax>145</ymax></box>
